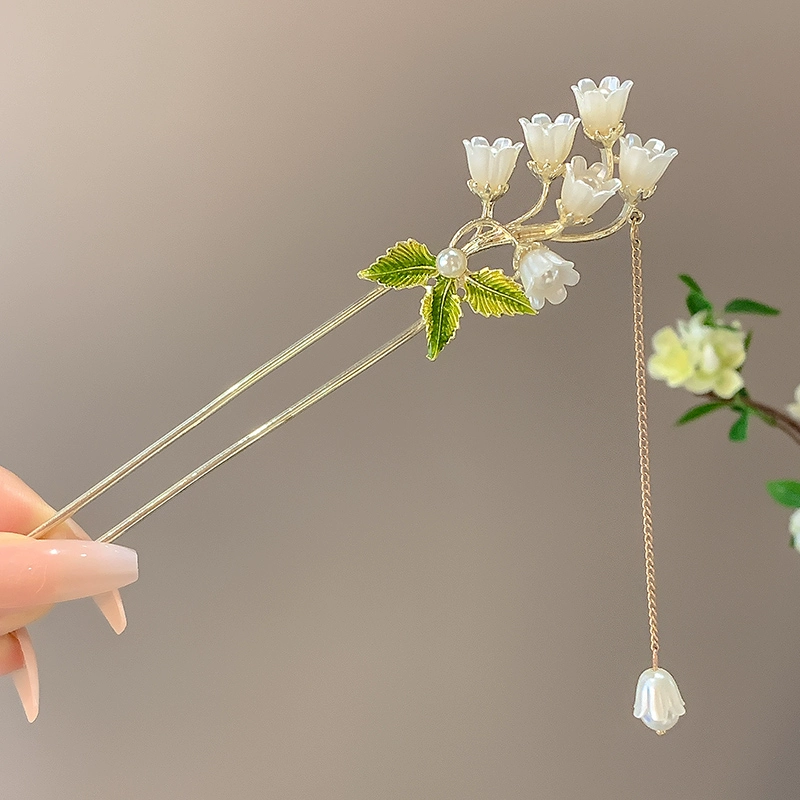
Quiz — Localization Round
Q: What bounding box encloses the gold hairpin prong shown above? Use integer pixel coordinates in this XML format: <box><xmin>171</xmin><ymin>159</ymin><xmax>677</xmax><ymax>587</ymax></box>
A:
<box><xmin>28</xmin><ymin>285</ymin><xmax>390</xmax><ymax>540</ymax></box>
<box><xmin>96</xmin><ymin>319</ymin><xmax>425</xmax><ymax>544</ymax></box>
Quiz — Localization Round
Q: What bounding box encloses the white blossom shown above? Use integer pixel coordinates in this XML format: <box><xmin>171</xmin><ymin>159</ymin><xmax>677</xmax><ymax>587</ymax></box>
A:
<box><xmin>518</xmin><ymin>113</ymin><xmax>580</xmax><ymax>177</ymax></box>
<box><xmin>619</xmin><ymin>134</ymin><xmax>678</xmax><ymax>199</ymax></box>
<box><xmin>517</xmin><ymin>245</ymin><xmax>580</xmax><ymax>310</ymax></box>
<box><xmin>787</xmin><ymin>385</ymin><xmax>800</xmax><ymax>421</ymax></box>
<box><xmin>571</xmin><ymin>76</ymin><xmax>633</xmax><ymax>139</ymax></box>
<box><xmin>559</xmin><ymin>156</ymin><xmax>621</xmax><ymax>221</ymax></box>
<box><xmin>649</xmin><ymin>313</ymin><xmax>747</xmax><ymax>399</ymax></box>
<box><xmin>790</xmin><ymin>509</ymin><xmax>800</xmax><ymax>552</ymax></box>
<box><xmin>462</xmin><ymin>136</ymin><xmax>523</xmax><ymax>196</ymax></box>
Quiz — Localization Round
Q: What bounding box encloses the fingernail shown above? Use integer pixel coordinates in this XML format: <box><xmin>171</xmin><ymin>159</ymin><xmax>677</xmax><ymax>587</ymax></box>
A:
<box><xmin>0</xmin><ymin>540</ymin><xmax>138</xmax><ymax>608</ymax></box>
<box><xmin>62</xmin><ymin>521</ymin><xmax>128</xmax><ymax>634</ymax></box>
<box><xmin>10</xmin><ymin>628</ymin><xmax>39</xmax><ymax>722</ymax></box>
<box><xmin>91</xmin><ymin>591</ymin><xmax>127</xmax><ymax>634</ymax></box>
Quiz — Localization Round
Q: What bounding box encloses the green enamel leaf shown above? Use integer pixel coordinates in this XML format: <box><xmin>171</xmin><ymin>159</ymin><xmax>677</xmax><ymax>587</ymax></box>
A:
<box><xmin>675</xmin><ymin>402</ymin><xmax>726</xmax><ymax>426</ymax></box>
<box><xmin>723</xmin><ymin>298</ymin><xmax>780</xmax><ymax>316</ymax></box>
<box><xmin>421</xmin><ymin>277</ymin><xmax>462</xmax><ymax>360</ymax></box>
<box><xmin>767</xmin><ymin>480</ymin><xmax>800</xmax><ymax>508</ymax></box>
<box><xmin>358</xmin><ymin>240</ymin><xmax>438</xmax><ymax>288</ymax></box>
<box><xmin>464</xmin><ymin>268</ymin><xmax>537</xmax><ymax>318</ymax></box>
<box><xmin>728</xmin><ymin>410</ymin><xmax>749</xmax><ymax>441</ymax></box>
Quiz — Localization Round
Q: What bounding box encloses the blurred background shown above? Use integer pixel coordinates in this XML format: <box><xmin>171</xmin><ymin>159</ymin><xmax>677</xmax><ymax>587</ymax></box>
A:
<box><xmin>0</xmin><ymin>1</ymin><xmax>798</xmax><ymax>798</ymax></box>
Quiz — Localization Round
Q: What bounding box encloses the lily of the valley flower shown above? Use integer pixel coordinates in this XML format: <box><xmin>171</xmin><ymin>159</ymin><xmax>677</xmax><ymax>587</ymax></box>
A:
<box><xmin>559</xmin><ymin>156</ymin><xmax>621</xmax><ymax>222</ymax></box>
<box><xmin>648</xmin><ymin>313</ymin><xmax>747</xmax><ymax>399</ymax></box>
<box><xmin>462</xmin><ymin>136</ymin><xmax>523</xmax><ymax>199</ymax></box>
<box><xmin>571</xmin><ymin>76</ymin><xmax>633</xmax><ymax>140</ymax></box>
<box><xmin>517</xmin><ymin>245</ymin><xmax>580</xmax><ymax>310</ymax></box>
<box><xmin>633</xmin><ymin>667</ymin><xmax>686</xmax><ymax>733</ymax></box>
<box><xmin>518</xmin><ymin>113</ymin><xmax>580</xmax><ymax>179</ymax></box>
<box><xmin>619</xmin><ymin>134</ymin><xmax>678</xmax><ymax>200</ymax></box>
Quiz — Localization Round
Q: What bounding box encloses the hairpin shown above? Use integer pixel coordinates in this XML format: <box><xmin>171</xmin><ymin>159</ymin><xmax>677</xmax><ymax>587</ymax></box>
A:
<box><xmin>3</xmin><ymin>75</ymin><xmax>683</xmax><ymax>732</ymax></box>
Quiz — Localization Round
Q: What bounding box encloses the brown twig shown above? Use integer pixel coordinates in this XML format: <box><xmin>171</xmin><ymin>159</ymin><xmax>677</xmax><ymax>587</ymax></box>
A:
<box><xmin>703</xmin><ymin>392</ymin><xmax>800</xmax><ymax>447</ymax></box>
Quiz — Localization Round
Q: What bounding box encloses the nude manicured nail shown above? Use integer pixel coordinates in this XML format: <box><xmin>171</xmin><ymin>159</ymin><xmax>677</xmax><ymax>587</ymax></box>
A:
<box><xmin>0</xmin><ymin>540</ymin><xmax>138</xmax><ymax>608</ymax></box>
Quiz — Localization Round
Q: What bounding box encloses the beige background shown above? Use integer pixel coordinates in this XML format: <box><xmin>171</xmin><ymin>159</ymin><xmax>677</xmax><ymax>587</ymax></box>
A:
<box><xmin>0</xmin><ymin>1</ymin><xmax>799</xmax><ymax>798</ymax></box>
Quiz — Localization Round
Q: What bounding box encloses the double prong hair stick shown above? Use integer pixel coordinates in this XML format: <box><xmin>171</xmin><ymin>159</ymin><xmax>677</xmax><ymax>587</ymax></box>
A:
<box><xmin>28</xmin><ymin>285</ymin><xmax>390</xmax><ymax>541</ymax></box>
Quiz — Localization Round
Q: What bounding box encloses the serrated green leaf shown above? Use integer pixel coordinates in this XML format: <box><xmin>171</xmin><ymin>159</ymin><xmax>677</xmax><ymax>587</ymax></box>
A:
<box><xmin>421</xmin><ymin>278</ymin><xmax>462</xmax><ymax>360</ymax></box>
<box><xmin>767</xmin><ymin>480</ymin><xmax>800</xmax><ymax>508</ymax></box>
<box><xmin>358</xmin><ymin>240</ymin><xmax>438</xmax><ymax>288</ymax></box>
<box><xmin>723</xmin><ymin>298</ymin><xmax>780</xmax><ymax>316</ymax></box>
<box><xmin>686</xmin><ymin>290</ymin><xmax>713</xmax><ymax>317</ymax></box>
<box><xmin>678</xmin><ymin>274</ymin><xmax>704</xmax><ymax>294</ymax></box>
<box><xmin>675</xmin><ymin>402</ymin><xmax>726</xmax><ymax>426</ymax></box>
<box><xmin>464</xmin><ymin>268</ymin><xmax>536</xmax><ymax>318</ymax></box>
<box><xmin>729</xmin><ymin>410</ymin><xmax>749</xmax><ymax>441</ymax></box>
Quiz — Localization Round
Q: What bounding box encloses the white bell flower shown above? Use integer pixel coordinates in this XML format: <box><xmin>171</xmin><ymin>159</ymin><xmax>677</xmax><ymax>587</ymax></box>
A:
<box><xmin>517</xmin><ymin>245</ymin><xmax>580</xmax><ymax>310</ymax></box>
<box><xmin>462</xmin><ymin>136</ymin><xmax>523</xmax><ymax>197</ymax></box>
<box><xmin>571</xmin><ymin>76</ymin><xmax>633</xmax><ymax>139</ymax></box>
<box><xmin>559</xmin><ymin>156</ymin><xmax>621</xmax><ymax>222</ymax></box>
<box><xmin>518</xmin><ymin>113</ymin><xmax>580</xmax><ymax>178</ymax></box>
<box><xmin>633</xmin><ymin>667</ymin><xmax>686</xmax><ymax>733</ymax></box>
<box><xmin>619</xmin><ymin>134</ymin><xmax>678</xmax><ymax>200</ymax></box>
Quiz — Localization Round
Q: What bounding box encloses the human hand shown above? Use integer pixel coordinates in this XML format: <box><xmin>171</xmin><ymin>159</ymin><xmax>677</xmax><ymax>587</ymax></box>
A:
<box><xmin>0</xmin><ymin>467</ymin><xmax>137</xmax><ymax>721</ymax></box>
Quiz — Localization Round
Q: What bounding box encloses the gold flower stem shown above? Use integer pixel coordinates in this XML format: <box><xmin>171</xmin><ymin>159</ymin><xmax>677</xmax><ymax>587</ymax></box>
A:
<box><xmin>629</xmin><ymin>210</ymin><xmax>660</xmax><ymax>671</ymax></box>
<box><xmin>552</xmin><ymin>203</ymin><xmax>634</xmax><ymax>243</ymax></box>
<box><xmin>28</xmin><ymin>286</ymin><xmax>390</xmax><ymax>540</ymax></box>
<box><xmin>96</xmin><ymin>319</ymin><xmax>425</xmax><ymax>544</ymax></box>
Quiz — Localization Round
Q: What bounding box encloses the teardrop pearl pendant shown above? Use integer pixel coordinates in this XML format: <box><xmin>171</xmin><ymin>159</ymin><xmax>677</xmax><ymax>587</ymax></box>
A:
<box><xmin>633</xmin><ymin>668</ymin><xmax>686</xmax><ymax>734</ymax></box>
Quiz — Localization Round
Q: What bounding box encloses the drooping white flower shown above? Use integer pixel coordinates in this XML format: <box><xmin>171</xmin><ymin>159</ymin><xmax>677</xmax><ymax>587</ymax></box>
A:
<box><xmin>462</xmin><ymin>136</ymin><xmax>523</xmax><ymax>197</ymax></box>
<box><xmin>790</xmin><ymin>509</ymin><xmax>800</xmax><ymax>552</ymax></box>
<box><xmin>518</xmin><ymin>113</ymin><xmax>580</xmax><ymax>178</ymax></box>
<box><xmin>517</xmin><ymin>245</ymin><xmax>580</xmax><ymax>310</ymax></box>
<box><xmin>787</xmin><ymin>385</ymin><xmax>800</xmax><ymax>421</ymax></box>
<box><xmin>648</xmin><ymin>313</ymin><xmax>747</xmax><ymax>399</ymax></box>
<box><xmin>633</xmin><ymin>667</ymin><xmax>686</xmax><ymax>733</ymax></box>
<box><xmin>619</xmin><ymin>134</ymin><xmax>678</xmax><ymax>200</ymax></box>
<box><xmin>559</xmin><ymin>156</ymin><xmax>621</xmax><ymax>222</ymax></box>
<box><xmin>571</xmin><ymin>76</ymin><xmax>633</xmax><ymax>139</ymax></box>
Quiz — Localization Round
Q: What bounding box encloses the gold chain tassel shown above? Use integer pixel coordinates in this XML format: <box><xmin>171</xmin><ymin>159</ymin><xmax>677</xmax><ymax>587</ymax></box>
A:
<box><xmin>629</xmin><ymin>210</ymin><xmax>686</xmax><ymax>734</ymax></box>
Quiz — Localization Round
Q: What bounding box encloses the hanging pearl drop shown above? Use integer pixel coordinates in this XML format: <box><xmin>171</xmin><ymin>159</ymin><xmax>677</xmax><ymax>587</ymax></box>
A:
<box><xmin>436</xmin><ymin>247</ymin><xmax>468</xmax><ymax>278</ymax></box>
<box><xmin>633</xmin><ymin>667</ymin><xmax>686</xmax><ymax>734</ymax></box>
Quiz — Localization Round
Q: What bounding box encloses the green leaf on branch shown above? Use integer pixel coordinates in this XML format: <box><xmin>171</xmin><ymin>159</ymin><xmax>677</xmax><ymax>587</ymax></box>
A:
<box><xmin>766</xmin><ymin>480</ymin><xmax>800</xmax><ymax>508</ymax></box>
<box><xmin>421</xmin><ymin>277</ymin><xmax>462</xmax><ymax>360</ymax></box>
<box><xmin>728</xmin><ymin>410</ymin><xmax>750</xmax><ymax>441</ymax></box>
<box><xmin>678</xmin><ymin>274</ymin><xmax>704</xmax><ymax>294</ymax></box>
<box><xmin>675</xmin><ymin>402</ymin><xmax>726</xmax><ymax>426</ymax></box>
<box><xmin>743</xmin><ymin>330</ymin><xmax>753</xmax><ymax>351</ymax></box>
<box><xmin>464</xmin><ymin>268</ymin><xmax>536</xmax><ymax>318</ymax></box>
<box><xmin>723</xmin><ymin>298</ymin><xmax>780</xmax><ymax>316</ymax></box>
<box><xmin>686</xmin><ymin>290</ymin><xmax>713</xmax><ymax>318</ymax></box>
<box><xmin>358</xmin><ymin>240</ymin><xmax>438</xmax><ymax>288</ymax></box>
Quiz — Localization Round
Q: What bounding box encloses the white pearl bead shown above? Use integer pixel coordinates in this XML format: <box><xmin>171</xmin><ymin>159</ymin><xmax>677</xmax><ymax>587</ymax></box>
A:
<box><xmin>436</xmin><ymin>247</ymin><xmax>468</xmax><ymax>278</ymax></box>
<box><xmin>633</xmin><ymin>668</ymin><xmax>686</xmax><ymax>733</ymax></box>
